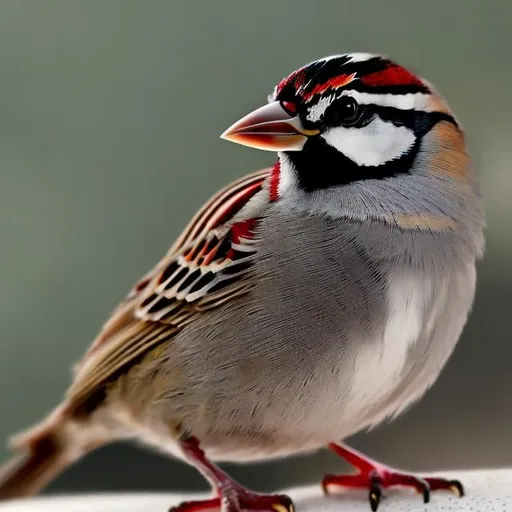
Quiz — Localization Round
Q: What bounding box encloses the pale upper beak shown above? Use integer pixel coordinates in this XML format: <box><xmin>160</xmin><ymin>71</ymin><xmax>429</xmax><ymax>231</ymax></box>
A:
<box><xmin>220</xmin><ymin>101</ymin><xmax>319</xmax><ymax>151</ymax></box>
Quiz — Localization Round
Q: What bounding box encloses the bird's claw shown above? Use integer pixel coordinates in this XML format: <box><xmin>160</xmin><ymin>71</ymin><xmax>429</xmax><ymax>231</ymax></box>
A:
<box><xmin>322</xmin><ymin>443</ymin><xmax>465</xmax><ymax>510</ymax></box>
<box><xmin>168</xmin><ymin>493</ymin><xmax>294</xmax><ymax>512</ymax></box>
<box><xmin>368</xmin><ymin>483</ymin><xmax>381</xmax><ymax>512</ymax></box>
<box><xmin>322</xmin><ymin>470</ymin><xmax>464</xmax><ymax>510</ymax></box>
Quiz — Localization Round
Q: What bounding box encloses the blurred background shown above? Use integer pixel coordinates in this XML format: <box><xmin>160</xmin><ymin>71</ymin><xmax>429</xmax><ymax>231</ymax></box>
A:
<box><xmin>0</xmin><ymin>0</ymin><xmax>511</xmax><ymax>496</ymax></box>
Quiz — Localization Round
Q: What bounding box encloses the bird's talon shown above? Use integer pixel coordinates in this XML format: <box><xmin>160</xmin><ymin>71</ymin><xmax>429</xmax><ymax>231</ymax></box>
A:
<box><xmin>449</xmin><ymin>480</ymin><xmax>464</xmax><ymax>497</ymax></box>
<box><xmin>323</xmin><ymin>443</ymin><xmax>467</xmax><ymax>509</ymax></box>
<box><xmin>416</xmin><ymin>479</ymin><xmax>430</xmax><ymax>503</ymax></box>
<box><xmin>368</xmin><ymin>485</ymin><xmax>381</xmax><ymax>512</ymax></box>
<box><xmin>271</xmin><ymin>504</ymin><xmax>290</xmax><ymax>512</ymax></box>
<box><xmin>168</xmin><ymin>503</ymin><xmax>187</xmax><ymax>512</ymax></box>
<box><xmin>279</xmin><ymin>494</ymin><xmax>295</xmax><ymax>512</ymax></box>
<box><xmin>321</xmin><ymin>476</ymin><xmax>333</xmax><ymax>495</ymax></box>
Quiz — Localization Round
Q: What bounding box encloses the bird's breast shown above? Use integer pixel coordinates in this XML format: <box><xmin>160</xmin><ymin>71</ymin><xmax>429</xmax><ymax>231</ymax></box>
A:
<box><xmin>131</xmin><ymin>211</ymin><xmax>478</xmax><ymax>460</ymax></box>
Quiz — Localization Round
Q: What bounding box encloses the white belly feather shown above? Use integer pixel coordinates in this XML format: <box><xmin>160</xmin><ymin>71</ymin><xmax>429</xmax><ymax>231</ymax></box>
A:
<box><xmin>345</xmin><ymin>274</ymin><xmax>435</xmax><ymax>424</ymax></box>
<box><xmin>343</xmin><ymin>264</ymin><xmax>473</xmax><ymax>432</ymax></box>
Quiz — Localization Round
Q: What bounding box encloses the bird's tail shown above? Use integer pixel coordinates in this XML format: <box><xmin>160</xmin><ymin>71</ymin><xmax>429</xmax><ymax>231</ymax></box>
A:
<box><xmin>0</xmin><ymin>407</ymin><xmax>99</xmax><ymax>500</ymax></box>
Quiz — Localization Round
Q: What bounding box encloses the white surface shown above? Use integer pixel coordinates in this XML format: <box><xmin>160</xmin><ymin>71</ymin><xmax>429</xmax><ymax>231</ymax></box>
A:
<box><xmin>0</xmin><ymin>469</ymin><xmax>510</xmax><ymax>511</ymax></box>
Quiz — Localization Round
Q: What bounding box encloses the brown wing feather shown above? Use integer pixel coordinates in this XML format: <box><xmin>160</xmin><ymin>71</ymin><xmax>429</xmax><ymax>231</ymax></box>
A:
<box><xmin>66</xmin><ymin>169</ymin><xmax>270</xmax><ymax>408</ymax></box>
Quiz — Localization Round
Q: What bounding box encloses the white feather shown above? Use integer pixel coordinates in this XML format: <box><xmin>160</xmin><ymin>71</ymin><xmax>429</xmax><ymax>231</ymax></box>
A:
<box><xmin>345</xmin><ymin>275</ymin><xmax>429</xmax><ymax>419</ymax></box>
<box><xmin>307</xmin><ymin>95</ymin><xmax>337</xmax><ymax>122</ymax></box>
<box><xmin>344</xmin><ymin>90</ymin><xmax>432</xmax><ymax>111</ymax></box>
<box><xmin>322</xmin><ymin>116</ymin><xmax>416</xmax><ymax>166</ymax></box>
<box><xmin>277</xmin><ymin>155</ymin><xmax>294</xmax><ymax>197</ymax></box>
<box><xmin>346</xmin><ymin>52</ymin><xmax>378</xmax><ymax>63</ymax></box>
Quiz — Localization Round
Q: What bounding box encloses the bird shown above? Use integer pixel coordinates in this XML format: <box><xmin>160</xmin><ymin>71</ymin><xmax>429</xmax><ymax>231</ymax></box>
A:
<box><xmin>0</xmin><ymin>53</ymin><xmax>484</xmax><ymax>512</ymax></box>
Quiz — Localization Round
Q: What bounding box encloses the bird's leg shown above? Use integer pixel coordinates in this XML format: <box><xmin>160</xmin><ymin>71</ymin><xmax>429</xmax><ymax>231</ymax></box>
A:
<box><xmin>169</xmin><ymin>437</ymin><xmax>294</xmax><ymax>512</ymax></box>
<box><xmin>321</xmin><ymin>442</ymin><xmax>464</xmax><ymax>512</ymax></box>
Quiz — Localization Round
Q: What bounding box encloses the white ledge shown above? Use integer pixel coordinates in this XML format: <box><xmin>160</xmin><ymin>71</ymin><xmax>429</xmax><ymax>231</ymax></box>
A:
<box><xmin>0</xmin><ymin>469</ymin><xmax>511</xmax><ymax>511</ymax></box>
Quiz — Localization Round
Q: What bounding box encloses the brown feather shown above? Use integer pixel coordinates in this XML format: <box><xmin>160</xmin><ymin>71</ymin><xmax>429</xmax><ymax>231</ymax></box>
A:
<box><xmin>391</xmin><ymin>213</ymin><xmax>457</xmax><ymax>231</ymax></box>
<box><xmin>66</xmin><ymin>169</ymin><xmax>271</xmax><ymax>410</ymax></box>
<box><xmin>0</xmin><ymin>415</ymin><xmax>80</xmax><ymax>500</ymax></box>
<box><xmin>428</xmin><ymin>121</ymin><xmax>471</xmax><ymax>183</ymax></box>
<box><xmin>0</xmin><ymin>442</ymin><xmax>64</xmax><ymax>499</ymax></box>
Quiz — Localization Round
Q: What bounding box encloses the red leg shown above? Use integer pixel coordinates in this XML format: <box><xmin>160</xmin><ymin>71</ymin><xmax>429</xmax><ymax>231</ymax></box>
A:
<box><xmin>322</xmin><ymin>443</ymin><xmax>464</xmax><ymax>512</ymax></box>
<box><xmin>169</xmin><ymin>437</ymin><xmax>294</xmax><ymax>512</ymax></box>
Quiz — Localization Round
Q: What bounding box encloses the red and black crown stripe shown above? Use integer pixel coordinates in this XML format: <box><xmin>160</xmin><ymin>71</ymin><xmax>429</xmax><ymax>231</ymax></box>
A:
<box><xmin>277</xmin><ymin>55</ymin><xmax>430</xmax><ymax>101</ymax></box>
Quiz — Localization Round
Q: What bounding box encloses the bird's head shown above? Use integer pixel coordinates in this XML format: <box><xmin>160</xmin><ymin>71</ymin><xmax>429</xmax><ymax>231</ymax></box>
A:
<box><xmin>222</xmin><ymin>53</ymin><xmax>482</xmax><ymax>233</ymax></box>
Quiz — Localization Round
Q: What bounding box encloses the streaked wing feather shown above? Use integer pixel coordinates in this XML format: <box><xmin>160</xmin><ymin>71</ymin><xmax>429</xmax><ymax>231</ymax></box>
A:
<box><xmin>67</xmin><ymin>169</ymin><xmax>271</xmax><ymax>407</ymax></box>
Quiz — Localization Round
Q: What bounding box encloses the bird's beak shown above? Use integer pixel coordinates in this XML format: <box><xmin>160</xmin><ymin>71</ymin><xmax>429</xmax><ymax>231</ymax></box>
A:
<box><xmin>221</xmin><ymin>101</ymin><xmax>319</xmax><ymax>151</ymax></box>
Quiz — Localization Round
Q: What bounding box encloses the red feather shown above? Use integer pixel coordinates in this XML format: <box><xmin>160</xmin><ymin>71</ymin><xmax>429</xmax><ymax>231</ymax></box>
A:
<box><xmin>277</xmin><ymin>68</ymin><xmax>307</xmax><ymax>95</ymax></box>
<box><xmin>361</xmin><ymin>64</ymin><xmax>424</xmax><ymax>88</ymax></box>
<box><xmin>269</xmin><ymin>160</ymin><xmax>280</xmax><ymax>202</ymax></box>
<box><xmin>303</xmin><ymin>73</ymin><xmax>357</xmax><ymax>101</ymax></box>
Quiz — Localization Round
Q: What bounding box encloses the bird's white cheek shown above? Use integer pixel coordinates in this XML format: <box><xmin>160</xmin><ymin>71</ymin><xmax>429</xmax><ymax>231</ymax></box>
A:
<box><xmin>322</xmin><ymin>117</ymin><xmax>416</xmax><ymax>167</ymax></box>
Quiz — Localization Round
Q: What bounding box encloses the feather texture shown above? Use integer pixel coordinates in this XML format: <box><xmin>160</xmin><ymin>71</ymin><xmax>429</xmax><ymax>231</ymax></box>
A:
<box><xmin>67</xmin><ymin>169</ymin><xmax>271</xmax><ymax>408</ymax></box>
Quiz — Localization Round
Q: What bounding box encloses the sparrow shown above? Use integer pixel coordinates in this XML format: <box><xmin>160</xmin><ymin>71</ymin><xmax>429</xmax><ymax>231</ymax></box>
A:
<box><xmin>0</xmin><ymin>53</ymin><xmax>484</xmax><ymax>512</ymax></box>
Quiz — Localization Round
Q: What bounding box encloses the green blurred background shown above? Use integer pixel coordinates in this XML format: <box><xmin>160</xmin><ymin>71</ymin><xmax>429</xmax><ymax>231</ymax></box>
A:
<box><xmin>0</xmin><ymin>0</ymin><xmax>511</xmax><ymax>495</ymax></box>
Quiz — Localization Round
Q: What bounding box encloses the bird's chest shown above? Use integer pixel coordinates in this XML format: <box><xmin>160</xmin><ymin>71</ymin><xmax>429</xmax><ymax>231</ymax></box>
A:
<box><xmin>251</xmin><ymin>213</ymin><xmax>460</xmax><ymax>436</ymax></box>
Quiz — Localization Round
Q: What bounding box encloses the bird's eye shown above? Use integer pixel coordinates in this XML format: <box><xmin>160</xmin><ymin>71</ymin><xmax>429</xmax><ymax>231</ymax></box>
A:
<box><xmin>281</xmin><ymin>101</ymin><xmax>298</xmax><ymax>115</ymax></box>
<box><xmin>334</xmin><ymin>96</ymin><xmax>361</xmax><ymax>125</ymax></box>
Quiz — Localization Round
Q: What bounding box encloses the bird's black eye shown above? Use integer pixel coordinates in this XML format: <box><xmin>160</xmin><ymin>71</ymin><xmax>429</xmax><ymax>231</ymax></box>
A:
<box><xmin>332</xmin><ymin>96</ymin><xmax>361</xmax><ymax>126</ymax></box>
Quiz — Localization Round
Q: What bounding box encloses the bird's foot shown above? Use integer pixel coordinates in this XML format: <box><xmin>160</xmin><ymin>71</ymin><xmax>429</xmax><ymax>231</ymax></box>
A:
<box><xmin>322</xmin><ymin>442</ymin><xmax>464</xmax><ymax>511</ymax></box>
<box><xmin>170</xmin><ymin>437</ymin><xmax>294</xmax><ymax>512</ymax></box>
<box><xmin>169</xmin><ymin>490</ymin><xmax>294</xmax><ymax>512</ymax></box>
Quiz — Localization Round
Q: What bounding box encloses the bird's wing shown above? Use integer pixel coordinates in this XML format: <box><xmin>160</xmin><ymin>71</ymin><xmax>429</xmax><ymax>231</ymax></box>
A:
<box><xmin>66</xmin><ymin>168</ymin><xmax>272</xmax><ymax>408</ymax></box>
